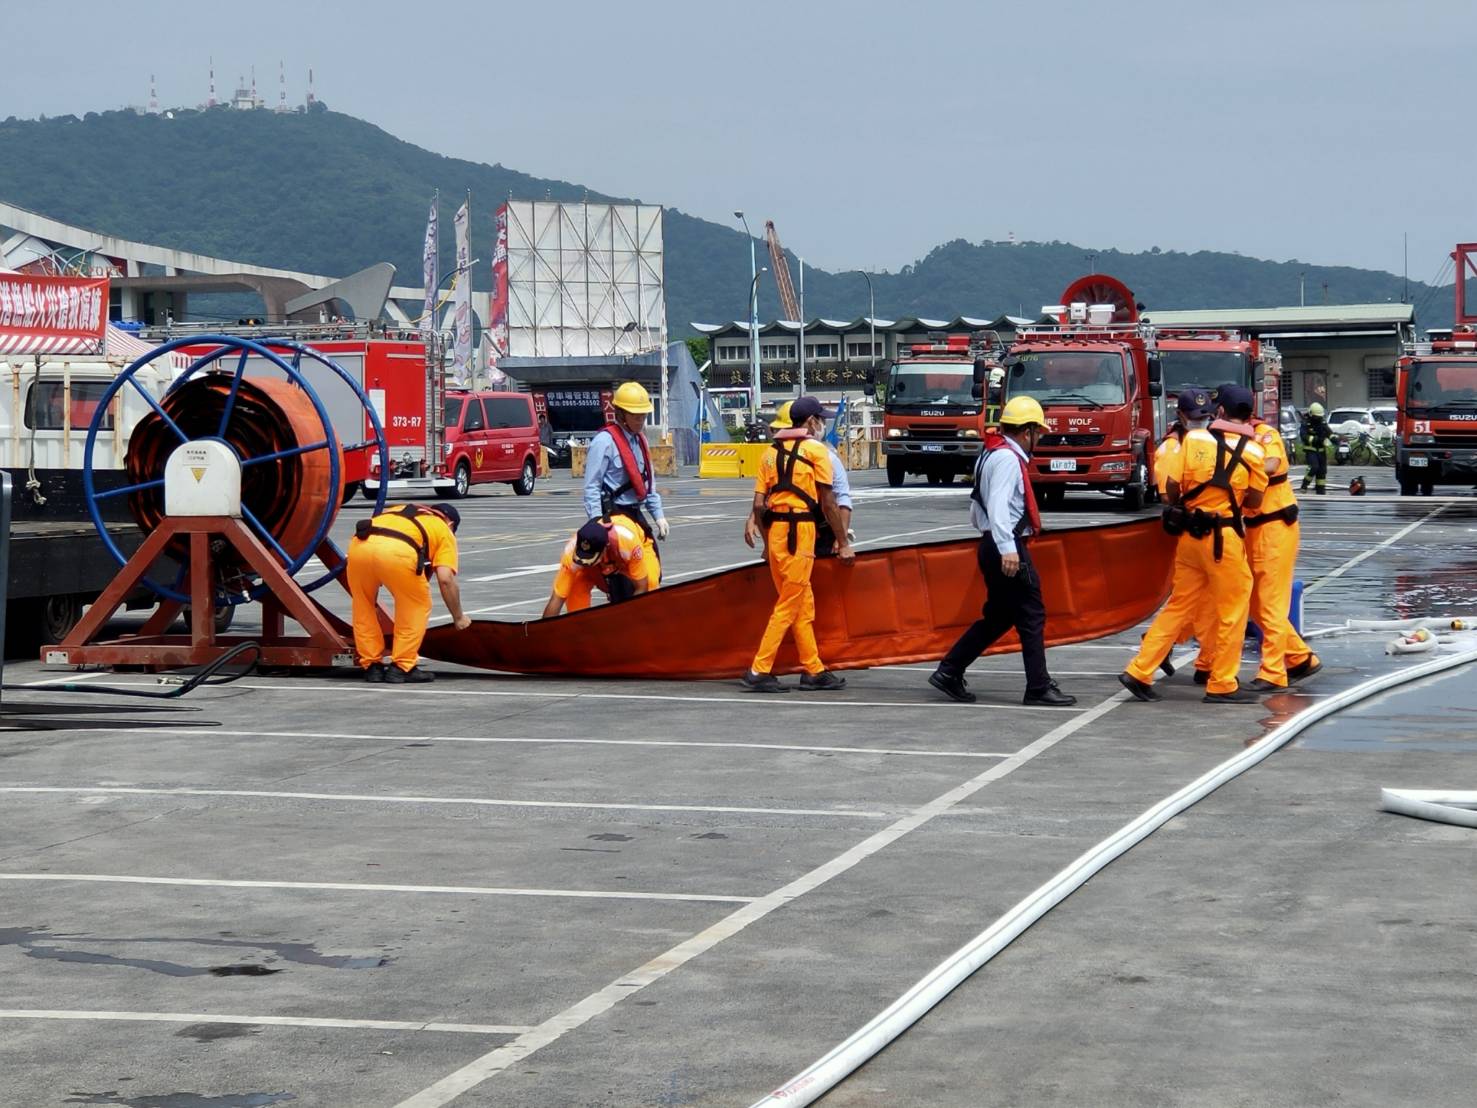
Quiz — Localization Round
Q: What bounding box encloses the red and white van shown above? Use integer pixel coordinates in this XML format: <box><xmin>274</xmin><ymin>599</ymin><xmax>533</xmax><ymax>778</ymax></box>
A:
<box><xmin>440</xmin><ymin>389</ymin><xmax>540</xmax><ymax>498</ymax></box>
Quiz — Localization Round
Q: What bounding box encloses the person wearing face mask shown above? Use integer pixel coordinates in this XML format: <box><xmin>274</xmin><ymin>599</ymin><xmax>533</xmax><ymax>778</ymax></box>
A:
<box><xmin>929</xmin><ymin>396</ymin><xmax>1076</xmax><ymax>707</ymax></box>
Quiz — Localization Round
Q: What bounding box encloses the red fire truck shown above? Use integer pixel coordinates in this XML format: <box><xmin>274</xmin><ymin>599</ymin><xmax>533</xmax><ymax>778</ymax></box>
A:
<box><xmin>1396</xmin><ymin>243</ymin><xmax>1477</xmax><ymax>495</ymax></box>
<box><xmin>1152</xmin><ymin>329</ymin><xmax>1280</xmax><ymax>423</ymax></box>
<box><xmin>873</xmin><ymin>333</ymin><xmax>999</xmax><ymax>487</ymax></box>
<box><xmin>175</xmin><ymin>325</ymin><xmax>448</xmax><ymax>501</ymax></box>
<box><xmin>997</xmin><ymin>275</ymin><xmax>1162</xmax><ymax>509</ymax></box>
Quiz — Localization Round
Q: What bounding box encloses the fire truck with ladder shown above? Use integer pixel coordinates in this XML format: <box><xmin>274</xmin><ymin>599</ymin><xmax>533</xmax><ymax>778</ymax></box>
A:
<box><xmin>871</xmin><ymin>332</ymin><xmax>1005</xmax><ymax>487</ymax></box>
<box><xmin>1395</xmin><ymin>242</ymin><xmax>1477</xmax><ymax>496</ymax></box>
<box><xmin>995</xmin><ymin>275</ymin><xmax>1163</xmax><ymax>510</ymax></box>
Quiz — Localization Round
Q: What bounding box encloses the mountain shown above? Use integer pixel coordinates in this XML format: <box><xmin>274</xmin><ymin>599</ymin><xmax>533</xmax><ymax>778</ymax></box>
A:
<box><xmin>0</xmin><ymin>106</ymin><xmax>1452</xmax><ymax>332</ymax></box>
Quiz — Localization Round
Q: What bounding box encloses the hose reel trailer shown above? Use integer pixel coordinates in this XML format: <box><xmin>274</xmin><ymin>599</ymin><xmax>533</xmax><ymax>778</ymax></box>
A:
<box><xmin>44</xmin><ymin>335</ymin><xmax>391</xmax><ymax>669</ymax></box>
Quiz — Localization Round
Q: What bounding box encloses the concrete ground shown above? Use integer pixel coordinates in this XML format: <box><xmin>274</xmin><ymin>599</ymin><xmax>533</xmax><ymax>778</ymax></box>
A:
<box><xmin>1</xmin><ymin>463</ymin><xmax>1474</xmax><ymax>1108</ymax></box>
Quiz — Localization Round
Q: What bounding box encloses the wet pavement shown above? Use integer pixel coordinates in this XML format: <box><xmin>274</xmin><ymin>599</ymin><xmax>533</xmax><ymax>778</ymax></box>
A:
<box><xmin>1</xmin><ymin>463</ymin><xmax>1475</xmax><ymax>1107</ymax></box>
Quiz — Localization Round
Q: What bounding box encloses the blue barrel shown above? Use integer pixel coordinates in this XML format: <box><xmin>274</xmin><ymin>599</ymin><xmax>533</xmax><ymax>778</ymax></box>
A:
<box><xmin>1248</xmin><ymin>578</ymin><xmax>1306</xmax><ymax>641</ymax></box>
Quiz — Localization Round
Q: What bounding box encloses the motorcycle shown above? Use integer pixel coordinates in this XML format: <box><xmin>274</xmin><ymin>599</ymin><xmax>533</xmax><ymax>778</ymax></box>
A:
<box><xmin>1334</xmin><ymin>434</ymin><xmax>1352</xmax><ymax>464</ymax></box>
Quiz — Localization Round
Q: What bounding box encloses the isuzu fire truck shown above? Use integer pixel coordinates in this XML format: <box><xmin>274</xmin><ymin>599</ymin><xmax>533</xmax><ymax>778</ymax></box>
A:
<box><xmin>1396</xmin><ymin>244</ymin><xmax>1477</xmax><ymax>495</ymax></box>
<box><xmin>996</xmin><ymin>276</ymin><xmax>1163</xmax><ymax>509</ymax></box>
<box><xmin>873</xmin><ymin>333</ymin><xmax>1002</xmax><ymax>487</ymax></box>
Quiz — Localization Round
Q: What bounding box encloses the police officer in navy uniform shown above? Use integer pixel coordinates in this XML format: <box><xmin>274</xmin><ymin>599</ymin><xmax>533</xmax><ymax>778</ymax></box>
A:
<box><xmin>929</xmin><ymin>396</ymin><xmax>1075</xmax><ymax>707</ymax></box>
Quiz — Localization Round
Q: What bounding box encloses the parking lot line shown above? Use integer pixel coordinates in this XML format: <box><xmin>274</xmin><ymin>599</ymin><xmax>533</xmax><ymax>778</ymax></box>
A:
<box><xmin>0</xmin><ymin>786</ymin><xmax>893</xmax><ymax>820</ymax></box>
<box><xmin>111</xmin><ymin>729</ymin><xmax>1012</xmax><ymax>760</ymax></box>
<box><xmin>1303</xmin><ymin>504</ymin><xmax>1446</xmax><ymax>593</ymax></box>
<box><xmin>0</xmin><ymin>1010</ymin><xmax>533</xmax><ymax>1035</ymax></box>
<box><xmin>75</xmin><ymin>680</ymin><xmax>1084</xmax><ymax>711</ymax></box>
<box><xmin>0</xmin><ymin>873</ymin><xmax>756</xmax><ymax>904</ymax></box>
<box><xmin>391</xmin><ymin>687</ymin><xmax>1133</xmax><ymax>1108</ymax></box>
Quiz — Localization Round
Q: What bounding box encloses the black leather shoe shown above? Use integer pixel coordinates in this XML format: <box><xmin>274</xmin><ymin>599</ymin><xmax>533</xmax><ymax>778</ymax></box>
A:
<box><xmin>799</xmin><ymin>671</ymin><xmax>847</xmax><ymax>691</ymax></box>
<box><xmin>382</xmin><ymin>666</ymin><xmax>405</xmax><ymax>684</ymax></box>
<box><xmin>1158</xmin><ymin>658</ymin><xmax>1176</xmax><ymax>677</ymax></box>
<box><xmin>1287</xmin><ymin>655</ymin><xmax>1322</xmax><ymax>682</ymax></box>
<box><xmin>1024</xmin><ymin>686</ymin><xmax>1077</xmax><ymax>707</ymax></box>
<box><xmin>928</xmin><ymin>670</ymin><xmax>976</xmax><ymax>703</ymax></box>
<box><xmin>742</xmin><ymin>670</ymin><xmax>788</xmax><ymax>693</ymax></box>
<box><xmin>1193</xmin><ymin>669</ymin><xmax>1210</xmax><ymax>686</ymax></box>
<box><xmin>1117</xmin><ymin>672</ymin><xmax>1161</xmax><ymax>702</ymax></box>
<box><xmin>1250</xmin><ymin>678</ymin><xmax>1285</xmax><ymax>693</ymax></box>
<box><xmin>1203</xmin><ymin>688</ymin><xmax>1258</xmax><ymax>704</ymax></box>
<box><xmin>400</xmin><ymin>666</ymin><xmax>435</xmax><ymax>683</ymax></box>
<box><xmin>364</xmin><ymin>662</ymin><xmax>386</xmax><ymax>683</ymax></box>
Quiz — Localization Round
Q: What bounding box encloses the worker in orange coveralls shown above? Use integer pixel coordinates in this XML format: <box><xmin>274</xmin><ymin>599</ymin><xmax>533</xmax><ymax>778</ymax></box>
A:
<box><xmin>1119</xmin><ymin>386</ymin><xmax>1267</xmax><ymax>704</ymax></box>
<box><xmin>741</xmin><ymin>396</ymin><xmax>854</xmax><ymax>694</ymax></box>
<box><xmin>347</xmin><ymin>503</ymin><xmax>469</xmax><ymax>684</ymax></box>
<box><xmin>542</xmin><ymin>517</ymin><xmax>658</xmax><ymax>617</ymax></box>
<box><xmin>1217</xmin><ymin>384</ymin><xmax>1322</xmax><ymax>691</ymax></box>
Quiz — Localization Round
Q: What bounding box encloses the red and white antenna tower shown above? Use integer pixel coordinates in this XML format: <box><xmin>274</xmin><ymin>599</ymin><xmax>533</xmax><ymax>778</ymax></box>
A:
<box><xmin>147</xmin><ymin>74</ymin><xmax>159</xmax><ymax>114</ymax></box>
<box><xmin>208</xmin><ymin>57</ymin><xmax>217</xmax><ymax>108</ymax></box>
<box><xmin>276</xmin><ymin>60</ymin><xmax>288</xmax><ymax>112</ymax></box>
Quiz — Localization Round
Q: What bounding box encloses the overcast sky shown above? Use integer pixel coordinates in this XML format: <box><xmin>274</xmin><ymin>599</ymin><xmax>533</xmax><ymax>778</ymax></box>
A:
<box><xmin>4</xmin><ymin>0</ymin><xmax>1468</xmax><ymax>283</ymax></box>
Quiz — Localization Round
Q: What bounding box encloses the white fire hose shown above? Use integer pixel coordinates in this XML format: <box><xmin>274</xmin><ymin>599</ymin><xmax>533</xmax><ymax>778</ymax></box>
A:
<box><xmin>750</xmin><ymin>644</ymin><xmax>1477</xmax><ymax>1108</ymax></box>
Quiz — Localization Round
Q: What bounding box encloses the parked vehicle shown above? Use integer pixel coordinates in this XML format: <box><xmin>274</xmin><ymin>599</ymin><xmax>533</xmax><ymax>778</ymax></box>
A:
<box><xmin>997</xmin><ymin>275</ymin><xmax>1162</xmax><ymax>510</ymax></box>
<box><xmin>1279</xmin><ymin>405</ymin><xmax>1301</xmax><ymax>444</ymax></box>
<box><xmin>871</xmin><ymin>333</ymin><xmax>996</xmax><ymax>487</ymax></box>
<box><xmin>1329</xmin><ymin>407</ymin><xmax>1376</xmax><ymax>435</ymax></box>
<box><xmin>1152</xmin><ymin>329</ymin><xmax>1280</xmax><ymax>427</ymax></box>
<box><xmin>440</xmin><ymin>389</ymin><xmax>540</xmax><ymax>498</ymax></box>
<box><xmin>1370</xmin><ymin>406</ymin><xmax>1398</xmax><ymax>439</ymax></box>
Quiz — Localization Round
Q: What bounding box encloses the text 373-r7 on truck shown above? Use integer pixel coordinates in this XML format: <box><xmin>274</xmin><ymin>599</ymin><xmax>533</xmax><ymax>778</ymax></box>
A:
<box><xmin>999</xmin><ymin>275</ymin><xmax>1163</xmax><ymax>510</ymax></box>
<box><xmin>873</xmin><ymin>333</ymin><xmax>999</xmax><ymax>487</ymax></box>
<box><xmin>1396</xmin><ymin>242</ymin><xmax>1477</xmax><ymax>496</ymax></box>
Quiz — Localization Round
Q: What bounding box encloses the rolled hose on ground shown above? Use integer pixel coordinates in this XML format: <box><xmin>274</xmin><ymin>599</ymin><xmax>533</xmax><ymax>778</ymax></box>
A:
<box><xmin>749</xmin><ymin>643</ymin><xmax>1477</xmax><ymax>1108</ymax></box>
<box><xmin>1305</xmin><ymin>615</ymin><xmax>1477</xmax><ymax>640</ymax></box>
<box><xmin>1380</xmin><ymin>789</ymin><xmax>1477</xmax><ymax>829</ymax></box>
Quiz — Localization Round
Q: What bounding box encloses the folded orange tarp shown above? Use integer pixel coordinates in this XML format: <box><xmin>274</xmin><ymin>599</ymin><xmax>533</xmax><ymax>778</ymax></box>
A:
<box><xmin>420</xmin><ymin>518</ymin><xmax>1174</xmax><ymax>680</ymax></box>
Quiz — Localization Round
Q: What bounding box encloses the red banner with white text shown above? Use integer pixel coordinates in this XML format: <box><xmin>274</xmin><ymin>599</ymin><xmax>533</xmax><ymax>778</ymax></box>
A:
<box><xmin>0</xmin><ymin>273</ymin><xmax>109</xmax><ymax>354</ymax></box>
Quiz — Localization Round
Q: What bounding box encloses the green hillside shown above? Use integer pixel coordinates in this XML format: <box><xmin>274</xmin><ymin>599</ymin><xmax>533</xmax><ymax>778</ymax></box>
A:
<box><xmin>0</xmin><ymin>106</ymin><xmax>1452</xmax><ymax>332</ymax></box>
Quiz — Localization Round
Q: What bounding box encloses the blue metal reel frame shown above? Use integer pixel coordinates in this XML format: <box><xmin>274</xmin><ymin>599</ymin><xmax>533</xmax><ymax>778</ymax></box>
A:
<box><xmin>83</xmin><ymin>334</ymin><xmax>390</xmax><ymax>606</ymax></box>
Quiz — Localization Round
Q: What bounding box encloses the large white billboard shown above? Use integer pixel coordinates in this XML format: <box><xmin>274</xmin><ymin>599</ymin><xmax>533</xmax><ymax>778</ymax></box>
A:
<box><xmin>497</xmin><ymin>201</ymin><xmax>665</xmax><ymax>359</ymax></box>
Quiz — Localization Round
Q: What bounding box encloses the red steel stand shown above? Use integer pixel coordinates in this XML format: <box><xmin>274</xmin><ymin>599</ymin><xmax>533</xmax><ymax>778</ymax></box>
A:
<box><xmin>45</xmin><ymin>516</ymin><xmax>379</xmax><ymax>669</ymax></box>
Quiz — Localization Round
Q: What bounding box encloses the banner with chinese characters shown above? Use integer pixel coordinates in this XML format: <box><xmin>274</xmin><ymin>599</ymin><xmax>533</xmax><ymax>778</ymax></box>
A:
<box><xmin>450</xmin><ymin>197</ymin><xmax>472</xmax><ymax>386</ymax></box>
<box><xmin>420</xmin><ymin>194</ymin><xmax>438</xmax><ymax>334</ymax></box>
<box><xmin>0</xmin><ymin>273</ymin><xmax>109</xmax><ymax>354</ymax></box>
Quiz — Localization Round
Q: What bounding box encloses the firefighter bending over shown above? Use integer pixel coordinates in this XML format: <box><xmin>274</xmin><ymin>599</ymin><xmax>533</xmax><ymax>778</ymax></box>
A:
<box><xmin>347</xmin><ymin>503</ymin><xmax>469</xmax><ymax>683</ymax></box>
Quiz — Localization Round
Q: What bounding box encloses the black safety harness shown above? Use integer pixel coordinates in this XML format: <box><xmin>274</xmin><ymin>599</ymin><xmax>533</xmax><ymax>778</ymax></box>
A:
<box><xmin>763</xmin><ymin>439</ymin><xmax>825</xmax><ymax>555</ymax></box>
<box><xmin>969</xmin><ymin>446</ymin><xmax>1032</xmax><ymax>538</ymax></box>
<box><xmin>1160</xmin><ymin>429</ymin><xmax>1252</xmax><ymax>561</ymax></box>
<box><xmin>1246</xmin><ymin>432</ymin><xmax>1300</xmax><ymax>528</ymax></box>
<box><xmin>355</xmin><ymin>505</ymin><xmax>438</xmax><ymax>579</ymax></box>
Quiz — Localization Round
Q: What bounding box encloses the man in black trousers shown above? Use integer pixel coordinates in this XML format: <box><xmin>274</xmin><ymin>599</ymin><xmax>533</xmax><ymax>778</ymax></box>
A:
<box><xmin>929</xmin><ymin>396</ymin><xmax>1075</xmax><ymax>707</ymax></box>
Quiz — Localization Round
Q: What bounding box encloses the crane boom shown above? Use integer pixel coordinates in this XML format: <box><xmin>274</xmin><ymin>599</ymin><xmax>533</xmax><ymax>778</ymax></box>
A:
<box><xmin>764</xmin><ymin>220</ymin><xmax>802</xmax><ymax>322</ymax></box>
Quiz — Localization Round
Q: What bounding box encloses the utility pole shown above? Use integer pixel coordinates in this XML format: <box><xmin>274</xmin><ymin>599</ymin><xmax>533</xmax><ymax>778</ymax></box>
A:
<box><xmin>734</xmin><ymin>211</ymin><xmax>761</xmax><ymax>418</ymax></box>
<box><xmin>798</xmin><ymin>257</ymin><xmax>806</xmax><ymax>396</ymax></box>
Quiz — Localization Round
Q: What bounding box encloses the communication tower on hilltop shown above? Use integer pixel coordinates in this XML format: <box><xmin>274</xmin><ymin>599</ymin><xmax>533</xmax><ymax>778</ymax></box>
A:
<box><xmin>147</xmin><ymin>74</ymin><xmax>159</xmax><ymax>114</ymax></box>
<box><xmin>276</xmin><ymin>61</ymin><xmax>288</xmax><ymax>112</ymax></box>
<box><xmin>306</xmin><ymin>67</ymin><xmax>316</xmax><ymax>108</ymax></box>
<box><xmin>207</xmin><ymin>58</ymin><xmax>217</xmax><ymax>107</ymax></box>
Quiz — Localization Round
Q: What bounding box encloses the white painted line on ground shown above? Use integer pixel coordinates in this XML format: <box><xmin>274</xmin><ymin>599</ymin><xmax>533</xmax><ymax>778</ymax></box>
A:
<box><xmin>0</xmin><ymin>787</ymin><xmax>892</xmax><ymax>820</ymax></box>
<box><xmin>466</xmin><ymin>563</ymin><xmax>560</xmax><ymax>583</ymax></box>
<box><xmin>0</xmin><ymin>873</ymin><xmax>755</xmax><ymax>905</ymax></box>
<box><xmin>80</xmin><ymin>680</ymin><xmax>1083</xmax><ymax>711</ymax></box>
<box><xmin>1303</xmin><ymin>504</ymin><xmax>1447</xmax><ymax>594</ymax></box>
<box><xmin>0</xmin><ymin>1010</ymin><xmax>531</xmax><ymax>1035</ymax></box>
<box><xmin>113</xmin><ymin>729</ymin><xmax>1010</xmax><ymax>760</ymax></box>
<box><xmin>392</xmin><ymin>685</ymin><xmax>1134</xmax><ymax>1108</ymax></box>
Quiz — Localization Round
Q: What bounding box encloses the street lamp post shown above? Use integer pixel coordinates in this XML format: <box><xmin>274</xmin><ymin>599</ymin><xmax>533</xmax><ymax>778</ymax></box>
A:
<box><xmin>853</xmin><ymin>269</ymin><xmax>876</xmax><ymax>376</ymax></box>
<box><xmin>735</xmin><ymin>210</ymin><xmax>762</xmax><ymax>418</ymax></box>
<box><xmin>749</xmin><ymin>267</ymin><xmax>768</xmax><ymax>418</ymax></box>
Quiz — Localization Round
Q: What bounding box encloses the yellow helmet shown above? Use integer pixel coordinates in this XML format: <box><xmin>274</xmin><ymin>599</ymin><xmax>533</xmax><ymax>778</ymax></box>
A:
<box><xmin>1308</xmin><ymin>402</ymin><xmax>1325</xmax><ymax>418</ymax></box>
<box><xmin>770</xmin><ymin>401</ymin><xmax>794</xmax><ymax>429</ymax></box>
<box><xmin>612</xmin><ymin>381</ymin><xmax>653</xmax><ymax>414</ymax></box>
<box><xmin>999</xmin><ymin>395</ymin><xmax>1047</xmax><ymax>429</ymax></box>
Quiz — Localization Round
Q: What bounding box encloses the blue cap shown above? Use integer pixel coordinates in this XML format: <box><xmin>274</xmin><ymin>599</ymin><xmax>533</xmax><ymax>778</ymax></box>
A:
<box><xmin>433</xmin><ymin>504</ymin><xmax>460</xmax><ymax>532</ymax></box>
<box><xmin>573</xmin><ymin>519</ymin><xmax>609</xmax><ymax>565</ymax></box>
<box><xmin>1176</xmin><ymin>387</ymin><xmax>1215</xmax><ymax>418</ymax></box>
<box><xmin>789</xmin><ymin>396</ymin><xmax>834</xmax><ymax>424</ymax></box>
<box><xmin>1217</xmin><ymin>384</ymin><xmax>1255</xmax><ymax>417</ymax></box>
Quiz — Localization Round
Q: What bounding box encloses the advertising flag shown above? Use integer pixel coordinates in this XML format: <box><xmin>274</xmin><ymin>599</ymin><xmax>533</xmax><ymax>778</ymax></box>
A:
<box><xmin>487</xmin><ymin>204</ymin><xmax>510</xmax><ymax>386</ymax></box>
<box><xmin>450</xmin><ymin>197</ymin><xmax>472</xmax><ymax>386</ymax></box>
<box><xmin>420</xmin><ymin>194</ymin><xmax>438</xmax><ymax>334</ymax></box>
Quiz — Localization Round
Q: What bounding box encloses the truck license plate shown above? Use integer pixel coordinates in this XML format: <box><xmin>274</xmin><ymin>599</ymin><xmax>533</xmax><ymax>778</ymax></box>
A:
<box><xmin>1408</xmin><ymin>455</ymin><xmax>1429</xmax><ymax>467</ymax></box>
<box><xmin>1049</xmin><ymin>458</ymin><xmax>1077</xmax><ymax>472</ymax></box>
<box><xmin>922</xmin><ymin>443</ymin><xmax>943</xmax><ymax>452</ymax></box>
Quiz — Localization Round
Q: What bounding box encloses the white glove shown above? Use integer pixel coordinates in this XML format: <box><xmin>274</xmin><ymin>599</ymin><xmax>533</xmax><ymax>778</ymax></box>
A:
<box><xmin>846</xmin><ymin>529</ymin><xmax>857</xmax><ymax>543</ymax></box>
<box><xmin>654</xmin><ymin>517</ymin><xmax>670</xmax><ymax>541</ymax></box>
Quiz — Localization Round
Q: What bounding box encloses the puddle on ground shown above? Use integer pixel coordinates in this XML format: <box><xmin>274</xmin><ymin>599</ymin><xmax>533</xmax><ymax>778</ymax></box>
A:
<box><xmin>65</xmin><ymin>1094</ymin><xmax>294</xmax><ymax>1107</ymax></box>
<box><xmin>1293</xmin><ymin>667</ymin><xmax>1477</xmax><ymax>754</ymax></box>
<box><xmin>0</xmin><ymin>928</ymin><xmax>390</xmax><ymax>977</ymax></box>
